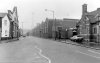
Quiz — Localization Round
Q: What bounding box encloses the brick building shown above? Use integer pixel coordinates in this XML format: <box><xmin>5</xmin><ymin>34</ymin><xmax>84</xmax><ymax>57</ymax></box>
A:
<box><xmin>77</xmin><ymin>4</ymin><xmax>100</xmax><ymax>43</ymax></box>
<box><xmin>33</xmin><ymin>18</ymin><xmax>79</xmax><ymax>39</ymax></box>
<box><xmin>40</xmin><ymin>18</ymin><xmax>53</xmax><ymax>38</ymax></box>
<box><xmin>61</xmin><ymin>18</ymin><xmax>79</xmax><ymax>39</ymax></box>
<box><xmin>51</xmin><ymin>18</ymin><xmax>78</xmax><ymax>39</ymax></box>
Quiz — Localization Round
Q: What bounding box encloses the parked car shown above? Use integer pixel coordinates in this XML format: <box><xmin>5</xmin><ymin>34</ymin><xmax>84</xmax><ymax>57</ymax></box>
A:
<box><xmin>23</xmin><ymin>35</ymin><xmax>26</xmax><ymax>37</ymax></box>
<box><xmin>70</xmin><ymin>35</ymin><xmax>83</xmax><ymax>43</ymax></box>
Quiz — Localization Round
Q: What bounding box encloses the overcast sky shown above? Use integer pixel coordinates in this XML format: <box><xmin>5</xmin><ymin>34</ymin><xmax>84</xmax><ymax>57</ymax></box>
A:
<box><xmin>0</xmin><ymin>0</ymin><xmax>100</xmax><ymax>30</ymax></box>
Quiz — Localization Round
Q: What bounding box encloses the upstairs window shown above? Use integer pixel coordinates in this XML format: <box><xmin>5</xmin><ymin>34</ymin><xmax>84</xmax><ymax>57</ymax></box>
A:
<box><xmin>98</xmin><ymin>16</ymin><xmax>100</xmax><ymax>21</ymax></box>
<box><xmin>4</xmin><ymin>20</ymin><xmax>7</xmax><ymax>26</ymax></box>
<box><xmin>96</xmin><ymin>16</ymin><xmax>100</xmax><ymax>21</ymax></box>
<box><xmin>5</xmin><ymin>30</ymin><xmax>7</xmax><ymax>36</ymax></box>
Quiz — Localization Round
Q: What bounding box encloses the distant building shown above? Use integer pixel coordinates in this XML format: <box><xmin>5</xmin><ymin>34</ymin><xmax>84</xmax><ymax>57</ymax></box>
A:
<box><xmin>37</xmin><ymin>18</ymin><xmax>54</xmax><ymax>38</ymax></box>
<box><xmin>61</xmin><ymin>18</ymin><xmax>79</xmax><ymax>39</ymax></box>
<box><xmin>52</xmin><ymin>19</ymin><xmax>63</xmax><ymax>39</ymax></box>
<box><xmin>45</xmin><ymin>18</ymin><xmax>54</xmax><ymax>38</ymax></box>
<box><xmin>47</xmin><ymin>18</ymin><xmax>79</xmax><ymax>39</ymax></box>
<box><xmin>32</xmin><ymin>18</ymin><xmax>79</xmax><ymax>39</ymax></box>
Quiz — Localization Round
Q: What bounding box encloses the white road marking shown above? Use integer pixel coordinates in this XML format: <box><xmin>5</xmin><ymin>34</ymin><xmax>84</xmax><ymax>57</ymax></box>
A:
<box><xmin>88</xmin><ymin>50</ymin><xmax>100</xmax><ymax>55</ymax></box>
<box><xmin>35</xmin><ymin>46</ymin><xmax>51</xmax><ymax>63</ymax></box>
<box><xmin>76</xmin><ymin>51</ymin><xmax>100</xmax><ymax>59</ymax></box>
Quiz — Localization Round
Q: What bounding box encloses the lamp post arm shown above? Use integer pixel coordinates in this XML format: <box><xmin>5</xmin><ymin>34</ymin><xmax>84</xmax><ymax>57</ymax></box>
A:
<box><xmin>45</xmin><ymin>9</ymin><xmax>54</xmax><ymax>19</ymax></box>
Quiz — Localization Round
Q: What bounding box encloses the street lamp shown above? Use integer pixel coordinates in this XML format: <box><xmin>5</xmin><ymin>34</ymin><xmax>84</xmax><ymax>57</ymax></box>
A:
<box><xmin>45</xmin><ymin>9</ymin><xmax>56</xmax><ymax>39</ymax></box>
<box><xmin>45</xmin><ymin>9</ymin><xmax>54</xmax><ymax>19</ymax></box>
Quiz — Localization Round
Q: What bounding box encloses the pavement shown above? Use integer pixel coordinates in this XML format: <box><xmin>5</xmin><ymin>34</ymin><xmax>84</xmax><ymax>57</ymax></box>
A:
<box><xmin>58</xmin><ymin>39</ymin><xmax>100</xmax><ymax>50</ymax></box>
<box><xmin>35</xmin><ymin>37</ymin><xmax>100</xmax><ymax>50</ymax></box>
<box><xmin>0</xmin><ymin>38</ymin><xmax>19</xmax><ymax>44</ymax></box>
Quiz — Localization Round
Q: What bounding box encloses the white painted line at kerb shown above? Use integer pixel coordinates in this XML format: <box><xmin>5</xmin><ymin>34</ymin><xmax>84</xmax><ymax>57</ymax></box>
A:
<box><xmin>88</xmin><ymin>50</ymin><xmax>100</xmax><ymax>55</ymax></box>
<box><xmin>35</xmin><ymin>46</ymin><xmax>51</xmax><ymax>63</ymax></box>
<box><xmin>76</xmin><ymin>51</ymin><xmax>100</xmax><ymax>59</ymax></box>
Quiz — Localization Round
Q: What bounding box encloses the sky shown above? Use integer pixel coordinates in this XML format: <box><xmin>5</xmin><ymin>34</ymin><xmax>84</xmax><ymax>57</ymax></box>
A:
<box><xmin>0</xmin><ymin>0</ymin><xmax>100</xmax><ymax>30</ymax></box>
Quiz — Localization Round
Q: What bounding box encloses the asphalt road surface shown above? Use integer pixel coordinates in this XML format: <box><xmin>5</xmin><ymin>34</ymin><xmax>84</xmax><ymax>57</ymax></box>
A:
<box><xmin>0</xmin><ymin>36</ymin><xmax>100</xmax><ymax>63</ymax></box>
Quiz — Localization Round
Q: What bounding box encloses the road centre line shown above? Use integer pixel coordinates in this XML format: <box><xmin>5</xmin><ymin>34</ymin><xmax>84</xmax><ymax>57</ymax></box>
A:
<box><xmin>76</xmin><ymin>51</ymin><xmax>100</xmax><ymax>59</ymax></box>
<box><xmin>35</xmin><ymin>46</ymin><xmax>51</xmax><ymax>63</ymax></box>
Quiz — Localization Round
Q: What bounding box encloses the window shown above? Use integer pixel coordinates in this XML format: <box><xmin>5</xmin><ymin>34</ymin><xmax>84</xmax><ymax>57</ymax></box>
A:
<box><xmin>98</xmin><ymin>16</ymin><xmax>100</xmax><ymax>20</ymax></box>
<box><xmin>87</xmin><ymin>27</ymin><xmax>89</xmax><ymax>34</ymax></box>
<box><xmin>97</xmin><ymin>16</ymin><xmax>100</xmax><ymax>21</ymax></box>
<box><xmin>5</xmin><ymin>30</ymin><xmax>7</xmax><ymax>36</ymax></box>
<box><xmin>93</xmin><ymin>27</ymin><xmax>97</xmax><ymax>34</ymax></box>
<box><xmin>4</xmin><ymin>20</ymin><xmax>7</xmax><ymax>26</ymax></box>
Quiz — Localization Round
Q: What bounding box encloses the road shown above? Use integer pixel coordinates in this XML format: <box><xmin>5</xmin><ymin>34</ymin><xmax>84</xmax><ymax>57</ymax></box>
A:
<box><xmin>0</xmin><ymin>36</ymin><xmax>100</xmax><ymax>63</ymax></box>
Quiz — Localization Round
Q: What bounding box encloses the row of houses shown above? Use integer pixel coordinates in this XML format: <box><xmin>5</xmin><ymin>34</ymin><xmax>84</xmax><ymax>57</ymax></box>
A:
<box><xmin>33</xmin><ymin>4</ymin><xmax>100</xmax><ymax>43</ymax></box>
<box><xmin>0</xmin><ymin>7</ymin><xmax>19</xmax><ymax>40</ymax></box>
<box><xmin>32</xmin><ymin>18</ymin><xmax>79</xmax><ymax>39</ymax></box>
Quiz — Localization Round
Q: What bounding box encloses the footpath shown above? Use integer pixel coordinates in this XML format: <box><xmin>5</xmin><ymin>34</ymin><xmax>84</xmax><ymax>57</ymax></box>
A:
<box><xmin>50</xmin><ymin>38</ymin><xmax>100</xmax><ymax>50</ymax></box>
<box><xmin>38</xmin><ymin>36</ymin><xmax>100</xmax><ymax>50</ymax></box>
<box><xmin>0</xmin><ymin>38</ymin><xmax>19</xmax><ymax>44</ymax></box>
<box><xmin>60</xmin><ymin>39</ymin><xmax>100</xmax><ymax>50</ymax></box>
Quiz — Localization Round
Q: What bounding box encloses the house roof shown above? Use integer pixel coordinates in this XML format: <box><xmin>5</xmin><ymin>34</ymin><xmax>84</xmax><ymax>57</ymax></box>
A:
<box><xmin>78</xmin><ymin>7</ymin><xmax>100</xmax><ymax>25</ymax></box>
<box><xmin>62</xmin><ymin>18</ymin><xmax>79</xmax><ymax>29</ymax></box>
<box><xmin>88</xmin><ymin>8</ymin><xmax>100</xmax><ymax>16</ymax></box>
<box><xmin>86</xmin><ymin>15</ymin><xmax>96</xmax><ymax>23</ymax></box>
<box><xmin>45</xmin><ymin>18</ymin><xmax>79</xmax><ymax>29</ymax></box>
<box><xmin>85</xmin><ymin>8</ymin><xmax>100</xmax><ymax>23</ymax></box>
<box><xmin>0</xmin><ymin>13</ymin><xmax>7</xmax><ymax>18</ymax></box>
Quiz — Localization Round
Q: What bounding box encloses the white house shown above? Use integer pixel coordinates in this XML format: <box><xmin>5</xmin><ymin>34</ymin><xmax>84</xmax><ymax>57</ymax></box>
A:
<box><xmin>0</xmin><ymin>13</ymin><xmax>10</xmax><ymax>38</ymax></box>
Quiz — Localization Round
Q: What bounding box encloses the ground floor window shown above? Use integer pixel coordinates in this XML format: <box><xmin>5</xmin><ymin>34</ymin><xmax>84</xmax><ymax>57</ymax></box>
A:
<box><xmin>93</xmin><ymin>27</ymin><xmax>97</xmax><ymax>34</ymax></box>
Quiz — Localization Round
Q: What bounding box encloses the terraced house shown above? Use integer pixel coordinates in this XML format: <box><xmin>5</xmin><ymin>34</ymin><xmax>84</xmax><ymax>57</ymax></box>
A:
<box><xmin>77</xmin><ymin>4</ymin><xmax>100</xmax><ymax>43</ymax></box>
<box><xmin>8</xmin><ymin>7</ymin><xmax>19</xmax><ymax>39</ymax></box>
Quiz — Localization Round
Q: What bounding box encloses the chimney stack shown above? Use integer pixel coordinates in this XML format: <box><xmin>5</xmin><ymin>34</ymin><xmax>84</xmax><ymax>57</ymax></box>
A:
<box><xmin>82</xmin><ymin>4</ymin><xmax>87</xmax><ymax>15</ymax></box>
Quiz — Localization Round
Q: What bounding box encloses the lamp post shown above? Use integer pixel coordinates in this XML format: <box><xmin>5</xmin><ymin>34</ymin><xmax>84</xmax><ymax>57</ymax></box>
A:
<box><xmin>45</xmin><ymin>9</ymin><xmax>56</xmax><ymax>39</ymax></box>
<box><xmin>45</xmin><ymin>9</ymin><xmax>54</xmax><ymax>19</ymax></box>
